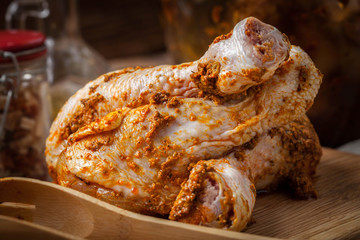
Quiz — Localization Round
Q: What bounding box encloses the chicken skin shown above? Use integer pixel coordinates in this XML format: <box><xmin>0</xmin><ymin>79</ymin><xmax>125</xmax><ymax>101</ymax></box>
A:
<box><xmin>46</xmin><ymin>17</ymin><xmax>322</xmax><ymax>231</ymax></box>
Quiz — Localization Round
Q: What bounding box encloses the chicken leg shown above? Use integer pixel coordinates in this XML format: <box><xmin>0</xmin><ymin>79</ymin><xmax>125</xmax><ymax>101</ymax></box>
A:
<box><xmin>46</xmin><ymin>17</ymin><xmax>322</xmax><ymax>231</ymax></box>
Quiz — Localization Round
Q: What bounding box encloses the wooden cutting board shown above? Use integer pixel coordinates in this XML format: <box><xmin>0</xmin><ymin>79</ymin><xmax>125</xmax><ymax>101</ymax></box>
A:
<box><xmin>245</xmin><ymin>148</ymin><xmax>360</xmax><ymax>239</ymax></box>
<box><xmin>0</xmin><ymin>148</ymin><xmax>359</xmax><ymax>240</ymax></box>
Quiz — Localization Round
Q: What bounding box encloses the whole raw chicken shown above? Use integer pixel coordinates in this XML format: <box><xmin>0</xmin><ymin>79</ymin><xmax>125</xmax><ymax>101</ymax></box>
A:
<box><xmin>46</xmin><ymin>17</ymin><xmax>322</xmax><ymax>231</ymax></box>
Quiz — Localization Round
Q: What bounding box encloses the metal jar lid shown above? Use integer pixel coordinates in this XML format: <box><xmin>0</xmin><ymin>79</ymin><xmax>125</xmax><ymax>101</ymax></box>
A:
<box><xmin>0</xmin><ymin>30</ymin><xmax>47</xmax><ymax>63</ymax></box>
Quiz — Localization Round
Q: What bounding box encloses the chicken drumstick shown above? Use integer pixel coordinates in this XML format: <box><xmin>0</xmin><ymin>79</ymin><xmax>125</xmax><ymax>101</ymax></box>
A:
<box><xmin>46</xmin><ymin>17</ymin><xmax>322</xmax><ymax>231</ymax></box>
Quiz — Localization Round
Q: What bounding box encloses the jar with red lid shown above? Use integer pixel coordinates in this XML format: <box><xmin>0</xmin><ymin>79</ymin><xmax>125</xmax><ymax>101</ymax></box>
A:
<box><xmin>0</xmin><ymin>30</ymin><xmax>51</xmax><ymax>180</ymax></box>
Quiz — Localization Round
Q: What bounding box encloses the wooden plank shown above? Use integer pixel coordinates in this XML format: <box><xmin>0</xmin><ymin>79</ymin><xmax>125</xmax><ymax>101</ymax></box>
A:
<box><xmin>0</xmin><ymin>215</ymin><xmax>82</xmax><ymax>240</ymax></box>
<box><xmin>244</xmin><ymin>148</ymin><xmax>360</xmax><ymax>239</ymax></box>
<box><xmin>0</xmin><ymin>178</ymin><xmax>278</xmax><ymax>240</ymax></box>
<box><xmin>0</xmin><ymin>202</ymin><xmax>35</xmax><ymax>222</ymax></box>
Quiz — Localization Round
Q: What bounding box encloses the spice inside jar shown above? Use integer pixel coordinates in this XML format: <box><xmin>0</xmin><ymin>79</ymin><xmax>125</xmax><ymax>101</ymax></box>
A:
<box><xmin>0</xmin><ymin>30</ymin><xmax>51</xmax><ymax>180</ymax></box>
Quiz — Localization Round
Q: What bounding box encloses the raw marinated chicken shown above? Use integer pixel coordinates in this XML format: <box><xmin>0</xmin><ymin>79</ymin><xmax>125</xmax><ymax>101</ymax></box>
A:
<box><xmin>46</xmin><ymin>17</ymin><xmax>322</xmax><ymax>231</ymax></box>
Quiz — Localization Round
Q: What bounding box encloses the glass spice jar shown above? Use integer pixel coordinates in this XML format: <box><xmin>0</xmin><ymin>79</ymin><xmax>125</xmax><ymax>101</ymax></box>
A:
<box><xmin>0</xmin><ymin>30</ymin><xmax>51</xmax><ymax>180</ymax></box>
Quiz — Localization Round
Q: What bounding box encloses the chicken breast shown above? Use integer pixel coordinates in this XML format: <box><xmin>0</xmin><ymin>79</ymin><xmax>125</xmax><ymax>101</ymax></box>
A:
<box><xmin>46</xmin><ymin>17</ymin><xmax>322</xmax><ymax>231</ymax></box>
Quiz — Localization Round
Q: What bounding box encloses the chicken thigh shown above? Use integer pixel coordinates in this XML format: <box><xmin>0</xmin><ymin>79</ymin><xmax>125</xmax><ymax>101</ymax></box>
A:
<box><xmin>46</xmin><ymin>17</ymin><xmax>322</xmax><ymax>231</ymax></box>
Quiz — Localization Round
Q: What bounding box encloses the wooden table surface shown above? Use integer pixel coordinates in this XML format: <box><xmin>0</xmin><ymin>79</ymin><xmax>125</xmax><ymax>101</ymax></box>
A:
<box><xmin>1</xmin><ymin>148</ymin><xmax>359</xmax><ymax>240</ymax></box>
<box><xmin>244</xmin><ymin>148</ymin><xmax>360</xmax><ymax>240</ymax></box>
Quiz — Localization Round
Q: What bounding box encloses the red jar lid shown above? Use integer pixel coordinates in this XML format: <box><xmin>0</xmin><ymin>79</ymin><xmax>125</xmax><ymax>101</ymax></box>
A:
<box><xmin>0</xmin><ymin>30</ymin><xmax>47</xmax><ymax>63</ymax></box>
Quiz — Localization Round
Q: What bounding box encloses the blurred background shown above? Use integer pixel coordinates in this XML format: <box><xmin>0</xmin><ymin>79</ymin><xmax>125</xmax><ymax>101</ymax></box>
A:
<box><xmin>0</xmin><ymin>0</ymin><xmax>360</xmax><ymax>178</ymax></box>
<box><xmin>0</xmin><ymin>0</ymin><xmax>165</xmax><ymax>57</ymax></box>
